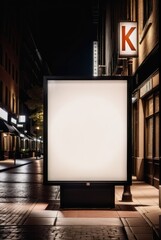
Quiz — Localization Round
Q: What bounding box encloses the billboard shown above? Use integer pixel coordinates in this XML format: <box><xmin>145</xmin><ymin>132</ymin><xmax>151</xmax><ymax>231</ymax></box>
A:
<box><xmin>44</xmin><ymin>77</ymin><xmax>131</xmax><ymax>184</ymax></box>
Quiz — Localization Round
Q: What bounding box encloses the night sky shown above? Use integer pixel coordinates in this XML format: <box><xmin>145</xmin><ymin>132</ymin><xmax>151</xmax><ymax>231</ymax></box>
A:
<box><xmin>21</xmin><ymin>0</ymin><xmax>95</xmax><ymax>76</ymax></box>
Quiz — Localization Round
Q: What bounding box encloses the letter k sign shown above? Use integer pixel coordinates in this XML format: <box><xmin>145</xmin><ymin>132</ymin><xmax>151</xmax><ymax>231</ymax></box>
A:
<box><xmin>119</xmin><ymin>22</ymin><xmax>138</xmax><ymax>57</ymax></box>
<box><xmin>122</xmin><ymin>26</ymin><xmax>136</xmax><ymax>51</ymax></box>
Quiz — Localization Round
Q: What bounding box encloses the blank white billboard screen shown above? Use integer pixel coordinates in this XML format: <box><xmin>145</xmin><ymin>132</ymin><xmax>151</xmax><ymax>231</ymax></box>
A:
<box><xmin>47</xmin><ymin>80</ymin><xmax>127</xmax><ymax>182</ymax></box>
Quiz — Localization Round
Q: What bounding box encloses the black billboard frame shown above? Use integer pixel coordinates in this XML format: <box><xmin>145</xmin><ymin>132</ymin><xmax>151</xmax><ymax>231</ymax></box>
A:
<box><xmin>43</xmin><ymin>75</ymin><xmax>132</xmax><ymax>187</ymax></box>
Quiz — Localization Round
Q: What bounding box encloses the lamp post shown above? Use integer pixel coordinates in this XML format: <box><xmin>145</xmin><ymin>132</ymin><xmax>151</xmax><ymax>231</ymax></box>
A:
<box><xmin>121</xmin><ymin>58</ymin><xmax>133</xmax><ymax>202</ymax></box>
<box><xmin>35</xmin><ymin>126</ymin><xmax>40</xmax><ymax>159</ymax></box>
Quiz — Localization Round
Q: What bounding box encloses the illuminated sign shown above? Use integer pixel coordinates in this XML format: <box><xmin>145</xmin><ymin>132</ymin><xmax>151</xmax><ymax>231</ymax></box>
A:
<box><xmin>93</xmin><ymin>41</ymin><xmax>98</xmax><ymax>76</ymax></box>
<box><xmin>0</xmin><ymin>108</ymin><xmax>8</xmax><ymax>121</ymax></box>
<box><xmin>119</xmin><ymin>21</ymin><xmax>138</xmax><ymax>57</ymax></box>
<box><xmin>17</xmin><ymin>124</ymin><xmax>23</xmax><ymax>128</ymax></box>
<box><xmin>11</xmin><ymin>117</ymin><xmax>17</xmax><ymax>125</ymax></box>
<box><xmin>44</xmin><ymin>78</ymin><xmax>131</xmax><ymax>185</ymax></box>
<box><xmin>19</xmin><ymin>115</ymin><xmax>26</xmax><ymax>123</ymax></box>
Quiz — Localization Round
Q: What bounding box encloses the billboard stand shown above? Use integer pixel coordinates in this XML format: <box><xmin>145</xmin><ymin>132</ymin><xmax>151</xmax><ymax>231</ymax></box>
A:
<box><xmin>60</xmin><ymin>184</ymin><xmax>115</xmax><ymax>209</ymax></box>
<box><xmin>44</xmin><ymin>76</ymin><xmax>132</xmax><ymax>209</ymax></box>
<box><xmin>118</xmin><ymin>20</ymin><xmax>138</xmax><ymax>202</ymax></box>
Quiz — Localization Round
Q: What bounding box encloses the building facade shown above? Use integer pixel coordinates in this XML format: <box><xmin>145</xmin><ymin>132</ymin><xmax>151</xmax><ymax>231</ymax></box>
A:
<box><xmin>0</xmin><ymin>1</ymin><xmax>20</xmax><ymax>159</ymax></box>
<box><xmin>95</xmin><ymin>0</ymin><xmax>160</xmax><ymax>190</ymax></box>
<box><xmin>0</xmin><ymin>0</ymin><xmax>50</xmax><ymax>159</ymax></box>
<box><xmin>132</xmin><ymin>0</ymin><xmax>159</xmax><ymax>190</ymax></box>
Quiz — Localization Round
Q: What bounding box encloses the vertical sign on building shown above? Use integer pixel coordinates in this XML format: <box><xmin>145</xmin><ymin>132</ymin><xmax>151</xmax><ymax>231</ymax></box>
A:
<box><xmin>93</xmin><ymin>41</ymin><xmax>98</xmax><ymax>76</ymax></box>
<box><xmin>119</xmin><ymin>22</ymin><xmax>138</xmax><ymax>57</ymax></box>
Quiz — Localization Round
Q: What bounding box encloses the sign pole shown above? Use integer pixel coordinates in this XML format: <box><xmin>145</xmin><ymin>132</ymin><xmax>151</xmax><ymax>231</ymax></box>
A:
<box><xmin>122</xmin><ymin>57</ymin><xmax>133</xmax><ymax>202</ymax></box>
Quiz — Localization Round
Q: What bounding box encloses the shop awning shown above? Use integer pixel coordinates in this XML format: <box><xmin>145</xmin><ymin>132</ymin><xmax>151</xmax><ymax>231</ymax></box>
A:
<box><xmin>0</xmin><ymin>119</ymin><xmax>21</xmax><ymax>136</ymax></box>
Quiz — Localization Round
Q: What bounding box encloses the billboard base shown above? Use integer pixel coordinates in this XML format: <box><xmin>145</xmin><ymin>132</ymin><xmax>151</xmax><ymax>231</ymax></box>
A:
<box><xmin>60</xmin><ymin>184</ymin><xmax>115</xmax><ymax>209</ymax></box>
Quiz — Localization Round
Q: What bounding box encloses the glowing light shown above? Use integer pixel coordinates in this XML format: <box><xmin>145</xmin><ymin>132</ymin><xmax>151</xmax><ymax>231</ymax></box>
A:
<box><xmin>47</xmin><ymin>80</ymin><xmax>128</xmax><ymax>182</ymax></box>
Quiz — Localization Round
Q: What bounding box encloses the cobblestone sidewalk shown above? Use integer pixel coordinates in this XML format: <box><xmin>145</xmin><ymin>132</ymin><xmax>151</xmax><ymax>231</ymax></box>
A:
<box><xmin>0</xmin><ymin>225</ymin><xmax>128</xmax><ymax>240</ymax></box>
<box><xmin>0</xmin><ymin>202</ymin><xmax>35</xmax><ymax>226</ymax></box>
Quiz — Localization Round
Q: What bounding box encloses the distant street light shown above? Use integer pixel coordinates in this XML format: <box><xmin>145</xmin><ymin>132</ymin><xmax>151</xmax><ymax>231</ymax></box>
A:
<box><xmin>36</xmin><ymin>126</ymin><xmax>40</xmax><ymax>159</ymax></box>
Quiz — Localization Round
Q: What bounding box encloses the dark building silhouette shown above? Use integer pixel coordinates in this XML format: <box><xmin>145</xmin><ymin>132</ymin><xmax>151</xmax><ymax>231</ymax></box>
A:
<box><xmin>0</xmin><ymin>0</ymin><xmax>51</xmax><ymax>159</ymax></box>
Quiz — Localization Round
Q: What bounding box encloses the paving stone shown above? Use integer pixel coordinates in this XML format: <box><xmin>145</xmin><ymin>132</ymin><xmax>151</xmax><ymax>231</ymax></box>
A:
<box><xmin>0</xmin><ymin>159</ymin><xmax>159</xmax><ymax>239</ymax></box>
<box><xmin>0</xmin><ymin>226</ymin><xmax>128</xmax><ymax>240</ymax></box>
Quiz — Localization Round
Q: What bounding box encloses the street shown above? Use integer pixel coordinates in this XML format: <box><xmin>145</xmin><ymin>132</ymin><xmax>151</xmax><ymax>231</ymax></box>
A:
<box><xmin>0</xmin><ymin>159</ymin><xmax>59</xmax><ymax>201</ymax></box>
<box><xmin>0</xmin><ymin>159</ymin><xmax>128</xmax><ymax>239</ymax></box>
<box><xmin>0</xmin><ymin>159</ymin><xmax>160</xmax><ymax>240</ymax></box>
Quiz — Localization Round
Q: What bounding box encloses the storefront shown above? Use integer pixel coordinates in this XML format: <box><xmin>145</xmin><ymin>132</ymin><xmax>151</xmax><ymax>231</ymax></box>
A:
<box><xmin>0</xmin><ymin>118</ymin><xmax>20</xmax><ymax>160</ymax></box>
<box><xmin>0</xmin><ymin>118</ymin><xmax>36</xmax><ymax>160</ymax></box>
<box><xmin>132</xmin><ymin>70</ymin><xmax>160</xmax><ymax>189</ymax></box>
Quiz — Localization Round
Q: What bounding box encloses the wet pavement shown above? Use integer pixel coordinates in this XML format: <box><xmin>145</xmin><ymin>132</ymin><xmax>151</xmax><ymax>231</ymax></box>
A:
<box><xmin>0</xmin><ymin>225</ymin><xmax>127</xmax><ymax>240</ymax></box>
<box><xmin>0</xmin><ymin>158</ymin><xmax>160</xmax><ymax>239</ymax></box>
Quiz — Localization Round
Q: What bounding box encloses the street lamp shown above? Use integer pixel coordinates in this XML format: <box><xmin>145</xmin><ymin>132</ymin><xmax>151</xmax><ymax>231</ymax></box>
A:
<box><xmin>35</xmin><ymin>126</ymin><xmax>40</xmax><ymax>159</ymax></box>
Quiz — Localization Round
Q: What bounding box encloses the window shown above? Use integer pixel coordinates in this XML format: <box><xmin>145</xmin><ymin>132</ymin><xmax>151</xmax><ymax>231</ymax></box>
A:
<box><xmin>145</xmin><ymin>93</ymin><xmax>159</xmax><ymax>159</ymax></box>
<box><xmin>154</xmin><ymin>94</ymin><xmax>159</xmax><ymax>158</ymax></box>
<box><xmin>155</xmin><ymin>94</ymin><xmax>159</xmax><ymax>113</ymax></box>
<box><xmin>146</xmin><ymin>117</ymin><xmax>153</xmax><ymax>158</ymax></box>
<box><xmin>133</xmin><ymin>101</ymin><xmax>138</xmax><ymax>156</ymax></box>
<box><xmin>155</xmin><ymin>115</ymin><xmax>159</xmax><ymax>158</ymax></box>
<box><xmin>145</xmin><ymin>96</ymin><xmax>153</xmax><ymax>117</ymax></box>
<box><xmin>143</xmin><ymin>0</ymin><xmax>153</xmax><ymax>26</ymax></box>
